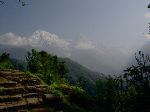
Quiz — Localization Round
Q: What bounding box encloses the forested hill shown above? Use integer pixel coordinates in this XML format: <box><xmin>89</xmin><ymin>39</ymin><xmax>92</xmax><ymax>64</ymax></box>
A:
<box><xmin>11</xmin><ymin>57</ymin><xmax>104</xmax><ymax>84</ymax></box>
<box><xmin>60</xmin><ymin>58</ymin><xmax>104</xmax><ymax>83</ymax></box>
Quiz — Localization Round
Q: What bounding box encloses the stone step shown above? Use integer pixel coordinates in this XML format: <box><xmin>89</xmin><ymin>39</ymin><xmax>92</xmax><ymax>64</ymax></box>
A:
<box><xmin>36</xmin><ymin>85</ymin><xmax>48</xmax><ymax>88</ymax></box>
<box><xmin>0</xmin><ymin>81</ymin><xmax>17</xmax><ymax>88</ymax></box>
<box><xmin>2</xmin><ymin>78</ymin><xmax>41</xmax><ymax>86</ymax></box>
<box><xmin>0</xmin><ymin>85</ymin><xmax>49</xmax><ymax>96</ymax></box>
<box><xmin>13</xmin><ymin>78</ymin><xmax>41</xmax><ymax>85</ymax></box>
<box><xmin>0</xmin><ymin>100</ymin><xmax>27</xmax><ymax>111</ymax></box>
<box><xmin>43</xmin><ymin>94</ymin><xmax>56</xmax><ymax>100</ymax></box>
<box><xmin>0</xmin><ymin>98</ymin><xmax>43</xmax><ymax>111</ymax></box>
<box><xmin>30</xmin><ymin>108</ymin><xmax>49</xmax><ymax>112</ymax></box>
<box><xmin>0</xmin><ymin>73</ymin><xmax>29</xmax><ymax>80</ymax></box>
<box><xmin>0</xmin><ymin>87</ymin><xmax>26</xmax><ymax>95</ymax></box>
<box><xmin>43</xmin><ymin>94</ymin><xmax>60</xmax><ymax>104</ymax></box>
<box><xmin>0</xmin><ymin>76</ymin><xmax>7</xmax><ymax>82</ymax></box>
<box><xmin>17</xmin><ymin>109</ymin><xmax>29</xmax><ymax>112</ymax></box>
<box><xmin>17</xmin><ymin>108</ymin><xmax>49</xmax><ymax>112</ymax></box>
<box><xmin>0</xmin><ymin>69</ymin><xmax>19</xmax><ymax>72</ymax></box>
<box><xmin>0</xmin><ymin>94</ymin><xmax>22</xmax><ymax>103</ymax></box>
<box><xmin>25</xmin><ymin>86</ymin><xmax>47</xmax><ymax>93</ymax></box>
<box><xmin>22</xmin><ymin>93</ymin><xmax>41</xmax><ymax>98</ymax></box>
<box><xmin>26</xmin><ymin>97</ymin><xmax>43</xmax><ymax>105</ymax></box>
<box><xmin>22</xmin><ymin>78</ymin><xmax>41</xmax><ymax>85</ymax></box>
<box><xmin>4</xmin><ymin>76</ymin><xmax>30</xmax><ymax>81</ymax></box>
<box><xmin>11</xmin><ymin>73</ymin><xmax>28</xmax><ymax>76</ymax></box>
<box><xmin>0</xmin><ymin>71</ymin><xmax>12</xmax><ymax>74</ymax></box>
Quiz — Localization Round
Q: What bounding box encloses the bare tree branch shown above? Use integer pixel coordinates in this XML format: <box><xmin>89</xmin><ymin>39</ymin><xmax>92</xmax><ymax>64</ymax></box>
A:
<box><xmin>0</xmin><ymin>1</ymin><xmax>5</xmax><ymax>4</ymax></box>
<box><xmin>0</xmin><ymin>0</ymin><xmax>28</xmax><ymax>6</ymax></box>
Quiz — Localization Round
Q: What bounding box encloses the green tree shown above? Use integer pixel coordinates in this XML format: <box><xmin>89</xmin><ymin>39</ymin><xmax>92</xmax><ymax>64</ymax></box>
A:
<box><xmin>124</xmin><ymin>51</ymin><xmax>150</xmax><ymax>89</ymax></box>
<box><xmin>26</xmin><ymin>49</ymin><xmax>68</xmax><ymax>84</ymax></box>
<box><xmin>0</xmin><ymin>52</ymin><xmax>10</xmax><ymax>61</ymax></box>
<box><xmin>123</xmin><ymin>51</ymin><xmax>150</xmax><ymax>112</ymax></box>
<box><xmin>0</xmin><ymin>52</ymin><xmax>14</xmax><ymax>69</ymax></box>
<box><xmin>96</xmin><ymin>76</ymin><xmax>122</xmax><ymax>112</ymax></box>
<box><xmin>58</xmin><ymin>61</ymin><xmax>68</xmax><ymax>78</ymax></box>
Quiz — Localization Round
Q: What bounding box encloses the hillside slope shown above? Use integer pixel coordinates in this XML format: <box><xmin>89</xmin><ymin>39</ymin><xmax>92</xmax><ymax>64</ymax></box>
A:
<box><xmin>61</xmin><ymin>58</ymin><xmax>104</xmax><ymax>83</ymax></box>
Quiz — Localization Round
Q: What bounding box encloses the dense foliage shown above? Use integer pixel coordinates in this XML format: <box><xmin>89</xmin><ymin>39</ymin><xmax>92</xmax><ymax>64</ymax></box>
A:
<box><xmin>123</xmin><ymin>51</ymin><xmax>150</xmax><ymax>112</ymax></box>
<box><xmin>26</xmin><ymin>49</ymin><xmax>68</xmax><ymax>84</ymax></box>
<box><xmin>94</xmin><ymin>51</ymin><xmax>150</xmax><ymax>112</ymax></box>
<box><xmin>0</xmin><ymin>52</ymin><xmax>14</xmax><ymax>69</ymax></box>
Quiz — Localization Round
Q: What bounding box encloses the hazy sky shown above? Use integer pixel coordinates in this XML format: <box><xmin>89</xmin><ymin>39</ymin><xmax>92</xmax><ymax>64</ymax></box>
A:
<box><xmin>0</xmin><ymin>0</ymin><xmax>147</xmax><ymax>39</ymax></box>
<box><xmin>0</xmin><ymin>0</ymin><xmax>149</xmax><ymax>74</ymax></box>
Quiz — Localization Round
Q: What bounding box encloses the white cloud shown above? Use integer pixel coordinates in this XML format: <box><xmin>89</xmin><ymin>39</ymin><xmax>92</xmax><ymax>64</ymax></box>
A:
<box><xmin>29</xmin><ymin>30</ymin><xmax>71</xmax><ymax>57</ymax></box>
<box><xmin>0</xmin><ymin>30</ymin><xmax>139</xmax><ymax>74</ymax></box>
<box><xmin>75</xmin><ymin>37</ymin><xmax>96</xmax><ymax>50</ymax></box>
<box><xmin>0</xmin><ymin>30</ymin><xmax>71</xmax><ymax>57</ymax></box>
<box><xmin>0</xmin><ymin>31</ymin><xmax>100</xmax><ymax>57</ymax></box>
<box><xmin>0</xmin><ymin>32</ymin><xmax>28</xmax><ymax>46</ymax></box>
<box><xmin>145</xmin><ymin>34</ymin><xmax>150</xmax><ymax>40</ymax></box>
<box><xmin>75</xmin><ymin>41</ymin><xmax>96</xmax><ymax>50</ymax></box>
<box><xmin>29</xmin><ymin>30</ymin><xmax>70</xmax><ymax>47</ymax></box>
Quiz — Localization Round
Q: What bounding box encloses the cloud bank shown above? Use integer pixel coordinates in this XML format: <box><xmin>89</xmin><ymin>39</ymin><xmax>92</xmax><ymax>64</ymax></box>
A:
<box><xmin>0</xmin><ymin>30</ymin><xmax>140</xmax><ymax>74</ymax></box>
<box><xmin>0</xmin><ymin>30</ymin><xmax>98</xmax><ymax>58</ymax></box>
<box><xmin>0</xmin><ymin>30</ymin><xmax>71</xmax><ymax>57</ymax></box>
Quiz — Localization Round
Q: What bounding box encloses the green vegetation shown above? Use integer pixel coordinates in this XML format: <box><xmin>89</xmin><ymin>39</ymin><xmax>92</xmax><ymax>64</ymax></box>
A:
<box><xmin>26</xmin><ymin>49</ymin><xmax>68</xmax><ymax>84</ymax></box>
<box><xmin>0</xmin><ymin>52</ymin><xmax>14</xmax><ymax>69</ymax></box>
<box><xmin>1</xmin><ymin>49</ymin><xmax>150</xmax><ymax>111</ymax></box>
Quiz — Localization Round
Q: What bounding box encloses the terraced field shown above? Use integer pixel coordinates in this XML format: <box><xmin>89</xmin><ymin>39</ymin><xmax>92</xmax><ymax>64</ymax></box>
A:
<box><xmin>0</xmin><ymin>69</ymin><xmax>60</xmax><ymax>112</ymax></box>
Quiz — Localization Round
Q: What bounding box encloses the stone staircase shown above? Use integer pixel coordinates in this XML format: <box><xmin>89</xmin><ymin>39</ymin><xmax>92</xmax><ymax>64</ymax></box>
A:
<box><xmin>0</xmin><ymin>69</ymin><xmax>59</xmax><ymax>112</ymax></box>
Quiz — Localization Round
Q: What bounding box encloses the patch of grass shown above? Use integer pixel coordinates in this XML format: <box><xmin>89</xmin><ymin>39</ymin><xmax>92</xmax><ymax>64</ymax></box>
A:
<box><xmin>47</xmin><ymin>80</ymin><xmax>85</xmax><ymax>104</ymax></box>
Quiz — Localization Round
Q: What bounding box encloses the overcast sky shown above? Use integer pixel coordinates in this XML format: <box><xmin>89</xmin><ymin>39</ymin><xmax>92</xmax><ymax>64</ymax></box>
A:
<box><xmin>0</xmin><ymin>0</ymin><xmax>149</xmax><ymax>74</ymax></box>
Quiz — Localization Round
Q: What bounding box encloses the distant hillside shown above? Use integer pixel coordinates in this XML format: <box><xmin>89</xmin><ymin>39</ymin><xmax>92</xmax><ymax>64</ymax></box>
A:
<box><xmin>60</xmin><ymin>58</ymin><xmax>104</xmax><ymax>84</ymax></box>
<box><xmin>11</xmin><ymin>57</ymin><xmax>104</xmax><ymax>83</ymax></box>
<box><xmin>59</xmin><ymin>58</ymin><xmax>104</xmax><ymax>95</ymax></box>
<box><xmin>0</xmin><ymin>45</ymin><xmax>29</xmax><ymax>60</ymax></box>
<box><xmin>11</xmin><ymin>58</ymin><xmax>27</xmax><ymax>70</ymax></box>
